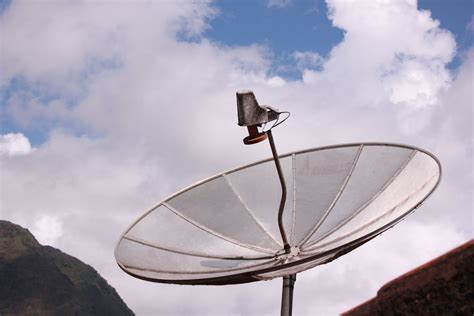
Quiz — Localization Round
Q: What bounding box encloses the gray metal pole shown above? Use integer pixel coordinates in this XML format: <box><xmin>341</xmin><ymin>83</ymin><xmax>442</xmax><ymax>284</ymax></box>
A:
<box><xmin>281</xmin><ymin>274</ymin><xmax>297</xmax><ymax>316</ymax></box>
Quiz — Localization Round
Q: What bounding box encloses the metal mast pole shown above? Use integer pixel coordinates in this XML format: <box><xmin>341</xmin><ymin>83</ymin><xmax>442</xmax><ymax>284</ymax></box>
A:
<box><xmin>281</xmin><ymin>274</ymin><xmax>297</xmax><ymax>316</ymax></box>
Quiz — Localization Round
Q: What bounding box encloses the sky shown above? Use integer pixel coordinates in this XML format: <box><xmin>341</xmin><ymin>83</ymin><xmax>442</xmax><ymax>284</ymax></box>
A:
<box><xmin>0</xmin><ymin>0</ymin><xmax>472</xmax><ymax>315</ymax></box>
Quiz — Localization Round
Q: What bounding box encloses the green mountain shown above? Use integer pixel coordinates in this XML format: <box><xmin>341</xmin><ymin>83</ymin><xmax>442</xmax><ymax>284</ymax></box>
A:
<box><xmin>0</xmin><ymin>220</ymin><xmax>134</xmax><ymax>315</ymax></box>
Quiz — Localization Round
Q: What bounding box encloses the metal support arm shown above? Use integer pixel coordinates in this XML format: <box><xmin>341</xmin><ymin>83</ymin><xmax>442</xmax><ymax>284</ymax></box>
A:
<box><xmin>267</xmin><ymin>130</ymin><xmax>290</xmax><ymax>252</ymax></box>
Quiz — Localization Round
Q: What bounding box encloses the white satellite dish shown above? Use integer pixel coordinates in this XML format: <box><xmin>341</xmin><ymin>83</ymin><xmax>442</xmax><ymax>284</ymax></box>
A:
<box><xmin>115</xmin><ymin>91</ymin><xmax>441</xmax><ymax>315</ymax></box>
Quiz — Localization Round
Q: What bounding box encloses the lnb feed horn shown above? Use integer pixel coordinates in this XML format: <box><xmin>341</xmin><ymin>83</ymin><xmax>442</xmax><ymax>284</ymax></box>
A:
<box><xmin>236</xmin><ymin>90</ymin><xmax>280</xmax><ymax>145</ymax></box>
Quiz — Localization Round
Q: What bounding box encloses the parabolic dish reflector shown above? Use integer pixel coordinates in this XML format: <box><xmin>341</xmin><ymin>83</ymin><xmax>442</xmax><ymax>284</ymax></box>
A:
<box><xmin>115</xmin><ymin>143</ymin><xmax>441</xmax><ymax>285</ymax></box>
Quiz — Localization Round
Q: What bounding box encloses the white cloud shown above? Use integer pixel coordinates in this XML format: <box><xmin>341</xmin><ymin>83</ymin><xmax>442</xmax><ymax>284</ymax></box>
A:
<box><xmin>0</xmin><ymin>0</ymin><xmax>216</xmax><ymax>93</ymax></box>
<box><xmin>292</xmin><ymin>51</ymin><xmax>324</xmax><ymax>70</ymax></box>
<box><xmin>300</xmin><ymin>0</ymin><xmax>456</xmax><ymax>108</ymax></box>
<box><xmin>266</xmin><ymin>0</ymin><xmax>293</xmax><ymax>9</ymax></box>
<box><xmin>0</xmin><ymin>133</ymin><xmax>32</xmax><ymax>156</ymax></box>
<box><xmin>0</xmin><ymin>0</ymin><xmax>471</xmax><ymax>315</ymax></box>
<box><xmin>32</xmin><ymin>215</ymin><xmax>64</xmax><ymax>246</ymax></box>
<box><xmin>384</xmin><ymin>58</ymin><xmax>451</xmax><ymax>107</ymax></box>
<box><xmin>267</xmin><ymin>76</ymin><xmax>286</xmax><ymax>87</ymax></box>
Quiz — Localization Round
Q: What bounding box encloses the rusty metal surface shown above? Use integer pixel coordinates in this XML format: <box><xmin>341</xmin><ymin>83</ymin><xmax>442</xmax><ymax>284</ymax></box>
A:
<box><xmin>236</xmin><ymin>90</ymin><xmax>269</xmax><ymax>126</ymax></box>
<box><xmin>243</xmin><ymin>125</ymin><xmax>268</xmax><ymax>145</ymax></box>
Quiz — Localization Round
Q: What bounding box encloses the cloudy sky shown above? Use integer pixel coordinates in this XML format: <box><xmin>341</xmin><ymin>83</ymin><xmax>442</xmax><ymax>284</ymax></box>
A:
<box><xmin>0</xmin><ymin>0</ymin><xmax>472</xmax><ymax>315</ymax></box>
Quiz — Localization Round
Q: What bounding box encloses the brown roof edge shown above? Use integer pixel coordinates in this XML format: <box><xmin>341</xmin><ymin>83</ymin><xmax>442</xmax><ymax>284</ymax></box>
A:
<box><xmin>341</xmin><ymin>239</ymin><xmax>474</xmax><ymax>315</ymax></box>
<box><xmin>378</xmin><ymin>239</ymin><xmax>473</xmax><ymax>294</ymax></box>
<box><xmin>341</xmin><ymin>297</ymin><xmax>376</xmax><ymax>316</ymax></box>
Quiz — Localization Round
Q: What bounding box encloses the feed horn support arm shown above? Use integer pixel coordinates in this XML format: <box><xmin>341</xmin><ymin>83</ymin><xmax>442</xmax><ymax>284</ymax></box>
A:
<box><xmin>267</xmin><ymin>129</ymin><xmax>291</xmax><ymax>252</ymax></box>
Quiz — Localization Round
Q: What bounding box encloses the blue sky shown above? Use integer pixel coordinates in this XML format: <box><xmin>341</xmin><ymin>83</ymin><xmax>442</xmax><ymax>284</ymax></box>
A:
<box><xmin>203</xmin><ymin>0</ymin><xmax>343</xmax><ymax>78</ymax></box>
<box><xmin>1</xmin><ymin>0</ymin><xmax>472</xmax><ymax>146</ymax></box>
<box><xmin>204</xmin><ymin>0</ymin><xmax>472</xmax><ymax>71</ymax></box>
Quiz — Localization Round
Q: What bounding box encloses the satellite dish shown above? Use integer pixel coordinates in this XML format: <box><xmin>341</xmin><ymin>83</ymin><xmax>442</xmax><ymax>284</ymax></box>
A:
<box><xmin>115</xmin><ymin>91</ymin><xmax>441</xmax><ymax>315</ymax></box>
